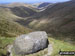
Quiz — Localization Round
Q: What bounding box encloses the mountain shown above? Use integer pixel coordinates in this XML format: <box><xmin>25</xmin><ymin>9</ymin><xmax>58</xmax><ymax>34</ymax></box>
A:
<box><xmin>38</xmin><ymin>2</ymin><xmax>51</xmax><ymax>8</ymax></box>
<box><xmin>32</xmin><ymin>2</ymin><xmax>52</xmax><ymax>9</ymax></box>
<box><xmin>16</xmin><ymin>1</ymin><xmax>75</xmax><ymax>41</ymax></box>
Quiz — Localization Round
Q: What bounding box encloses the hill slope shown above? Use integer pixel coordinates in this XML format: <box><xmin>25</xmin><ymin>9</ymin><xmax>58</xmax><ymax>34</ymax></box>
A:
<box><xmin>0</xmin><ymin>3</ymin><xmax>37</xmax><ymax>17</ymax></box>
<box><xmin>10</xmin><ymin>6</ymin><xmax>37</xmax><ymax>17</ymax></box>
<box><xmin>16</xmin><ymin>1</ymin><xmax>75</xmax><ymax>42</ymax></box>
<box><xmin>37</xmin><ymin>1</ymin><xmax>75</xmax><ymax>35</ymax></box>
<box><xmin>0</xmin><ymin>7</ymin><xmax>32</xmax><ymax>37</ymax></box>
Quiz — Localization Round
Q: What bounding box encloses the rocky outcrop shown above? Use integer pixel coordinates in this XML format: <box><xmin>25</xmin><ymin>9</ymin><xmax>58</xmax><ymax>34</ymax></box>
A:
<box><xmin>13</xmin><ymin>31</ymin><xmax>49</xmax><ymax>55</ymax></box>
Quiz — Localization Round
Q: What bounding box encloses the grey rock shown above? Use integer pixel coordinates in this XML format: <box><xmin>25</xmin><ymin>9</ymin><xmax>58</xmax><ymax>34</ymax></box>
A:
<box><xmin>7</xmin><ymin>45</ymin><xmax>13</xmax><ymax>56</ymax></box>
<box><xmin>13</xmin><ymin>31</ymin><xmax>48</xmax><ymax>55</ymax></box>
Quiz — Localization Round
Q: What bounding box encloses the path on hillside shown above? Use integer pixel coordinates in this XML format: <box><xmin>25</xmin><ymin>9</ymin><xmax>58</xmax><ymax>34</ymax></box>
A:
<box><xmin>44</xmin><ymin>44</ymin><xmax>53</xmax><ymax>56</ymax></box>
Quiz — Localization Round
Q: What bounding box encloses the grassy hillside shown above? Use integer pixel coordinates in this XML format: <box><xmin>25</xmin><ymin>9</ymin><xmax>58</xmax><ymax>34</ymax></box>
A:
<box><xmin>0</xmin><ymin>8</ymin><xmax>32</xmax><ymax>37</ymax></box>
<box><xmin>0</xmin><ymin>3</ymin><xmax>38</xmax><ymax>18</ymax></box>
<box><xmin>10</xmin><ymin>6</ymin><xmax>37</xmax><ymax>17</ymax></box>
<box><xmin>0</xmin><ymin>19</ymin><xmax>31</xmax><ymax>37</ymax></box>
<box><xmin>17</xmin><ymin>1</ymin><xmax>75</xmax><ymax>42</ymax></box>
<box><xmin>0</xmin><ymin>37</ymin><xmax>15</xmax><ymax>56</ymax></box>
<box><xmin>0</xmin><ymin>5</ymin><xmax>33</xmax><ymax>56</ymax></box>
<box><xmin>49</xmin><ymin>37</ymin><xmax>75</xmax><ymax>56</ymax></box>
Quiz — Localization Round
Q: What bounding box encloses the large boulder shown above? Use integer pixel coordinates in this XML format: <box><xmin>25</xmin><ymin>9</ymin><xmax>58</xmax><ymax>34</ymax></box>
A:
<box><xmin>13</xmin><ymin>31</ymin><xmax>48</xmax><ymax>55</ymax></box>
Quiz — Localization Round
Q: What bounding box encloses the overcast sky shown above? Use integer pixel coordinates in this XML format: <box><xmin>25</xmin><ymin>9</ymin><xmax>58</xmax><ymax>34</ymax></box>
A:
<box><xmin>0</xmin><ymin>0</ymin><xmax>70</xmax><ymax>3</ymax></box>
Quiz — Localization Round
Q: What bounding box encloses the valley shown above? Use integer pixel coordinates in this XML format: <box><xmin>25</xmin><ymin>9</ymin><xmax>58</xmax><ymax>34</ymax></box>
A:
<box><xmin>0</xmin><ymin>0</ymin><xmax>75</xmax><ymax>56</ymax></box>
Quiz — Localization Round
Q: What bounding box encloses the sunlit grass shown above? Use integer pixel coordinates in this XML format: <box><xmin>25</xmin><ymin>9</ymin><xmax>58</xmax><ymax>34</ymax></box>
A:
<box><xmin>48</xmin><ymin>37</ymin><xmax>75</xmax><ymax>56</ymax></box>
<box><xmin>0</xmin><ymin>37</ymin><xmax>15</xmax><ymax>56</ymax></box>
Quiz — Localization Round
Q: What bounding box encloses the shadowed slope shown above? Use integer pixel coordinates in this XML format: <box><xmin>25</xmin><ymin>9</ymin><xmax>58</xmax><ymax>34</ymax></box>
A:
<box><xmin>0</xmin><ymin>3</ymin><xmax>37</xmax><ymax>17</ymax></box>
<box><xmin>10</xmin><ymin>6</ymin><xmax>37</xmax><ymax>17</ymax></box>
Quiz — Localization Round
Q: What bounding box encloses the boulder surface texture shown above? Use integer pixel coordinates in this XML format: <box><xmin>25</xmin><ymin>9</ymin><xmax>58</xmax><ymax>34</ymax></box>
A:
<box><xmin>13</xmin><ymin>31</ymin><xmax>48</xmax><ymax>55</ymax></box>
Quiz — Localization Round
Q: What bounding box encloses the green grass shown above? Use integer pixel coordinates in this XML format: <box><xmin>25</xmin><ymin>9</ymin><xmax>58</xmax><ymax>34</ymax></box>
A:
<box><xmin>0</xmin><ymin>37</ymin><xmax>15</xmax><ymax>48</ymax></box>
<box><xmin>0</xmin><ymin>19</ymin><xmax>32</xmax><ymax>37</ymax></box>
<box><xmin>0</xmin><ymin>37</ymin><xmax>15</xmax><ymax>56</ymax></box>
<box><xmin>48</xmin><ymin>37</ymin><xmax>75</xmax><ymax>56</ymax></box>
